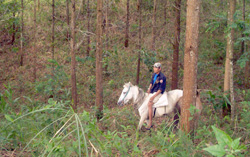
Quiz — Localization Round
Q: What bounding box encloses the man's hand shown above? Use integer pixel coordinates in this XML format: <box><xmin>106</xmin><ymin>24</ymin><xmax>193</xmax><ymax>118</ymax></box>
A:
<box><xmin>147</xmin><ymin>89</ymin><xmax>150</xmax><ymax>94</ymax></box>
<box><xmin>149</xmin><ymin>96</ymin><xmax>155</xmax><ymax>103</ymax></box>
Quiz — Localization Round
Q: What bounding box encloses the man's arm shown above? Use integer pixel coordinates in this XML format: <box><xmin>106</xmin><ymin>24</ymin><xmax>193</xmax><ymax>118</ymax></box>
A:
<box><xmin>147</xmin><ymin>84</ymin><xmax>152</xmax><ymax>94</ymax></box>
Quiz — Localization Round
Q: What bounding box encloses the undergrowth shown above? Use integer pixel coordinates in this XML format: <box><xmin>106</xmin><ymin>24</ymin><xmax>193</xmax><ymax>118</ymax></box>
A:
<box><xmin>1</xmin><ymin>85</ymin><xmax>249</xmax><ymax>156</ymax></box>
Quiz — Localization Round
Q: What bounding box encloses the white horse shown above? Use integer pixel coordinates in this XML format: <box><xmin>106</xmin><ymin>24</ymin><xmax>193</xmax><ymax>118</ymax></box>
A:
<box><xmin>117</xmin><ymin>82</ymin><xmax>184</xmax><ymax>130</ymax></box>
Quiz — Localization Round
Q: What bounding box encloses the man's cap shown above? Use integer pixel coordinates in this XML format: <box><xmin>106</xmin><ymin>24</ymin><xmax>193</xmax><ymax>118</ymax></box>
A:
<box><xmin>153</xmin><ymin>62</ymin><xmax>161</xmax><ymax>68</ymax></box>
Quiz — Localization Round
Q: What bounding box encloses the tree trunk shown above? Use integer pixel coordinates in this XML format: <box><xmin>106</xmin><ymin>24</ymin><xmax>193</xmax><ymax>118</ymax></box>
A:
<box><xmin>245</xmin><ymin>45</ymin><xmax>249</xmax><ymax>87</ymax></box>
<box><xmin>96</xmin><ymin>0</ymin><xmax>103</xmax><ymax>120</ymax></box>
<box><xmin>20</xmin><ymin>0</ymin><xmax>24</xmax><ymax>66</ymax></box>
<box><xmin>223</xmin><ymin>0</ymin><xmax>236</xmax><ymax>118</ymax></box>
<box><xmin>86</xmin><ymin>0</ymin><xmax>90</xmax><ymax>56</ymax></box>
<box><xmin>151</xmin><ymin>0</ymin><xmax>157</xmax><ymax>51</ymax></box>
<box><xmin>241</xmin><ymin>0</ymin><xmax>245</xmax><ymax>54</ymax></box>
<box><xmin>136</xmin><ymin>0</ymin><xmax>141</xmax><ymax>85</ymax></box>
<box><xmin>52</xmin><ymin>0</ymin><xmax>55</xmax><ymax>65</ymax></box>
<box><xmin>171</xmin><ymin>0</ymin><xmax>181</xmax><ymax>90</ymax></box>
<box><xmin>71</xmin><ymin>0</ymin><xmax>77</xmax><ymax>112</ymax></box>
<box><xmin>33</xmin><ymin>0</ymin><xmax>37</xmax><ymax>82</ymax></box>
<box><xmin>105</xmin><ymin>0</ymin><xmax>109</xmax><ymax>50</ymax></box>
<box><xmin>66</xmin><ymin>0</ymin><xmax>70</xmax><ymax>40</ymax></box>
<box><xmin>38</xmin><ymin>0</ymin><xmax>40</xmax><ymax>10</ymax></box>
<box><xmin>124</xmin><ymin>0</ymin><xmax>129</xmax><ymax>47</ymax></box>
<box><xmin>11</xmin><ymin>5</ymin><xmax>16</xmax><ymax>45</ymax></box>
<box><xmin>82</xmin><ymin>0</ymin><xmax>85</xmax><ymax>14</ymax></box>
<box><xmin>180</xmin><ymin>0</ymin><xmax>201</xmax><ymax>134</ymax></box>
<box><xmin>163</xmin><ymin>0</ymin><xmax>167</xmax><ymax>26</ymax></box>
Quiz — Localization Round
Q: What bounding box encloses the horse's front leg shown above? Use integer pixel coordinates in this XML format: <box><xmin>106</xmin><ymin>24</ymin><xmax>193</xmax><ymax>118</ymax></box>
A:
<box><xmin>138</xmin><ymin>111</ymin><xmax>148</xmax><ymax>130</ymax></box>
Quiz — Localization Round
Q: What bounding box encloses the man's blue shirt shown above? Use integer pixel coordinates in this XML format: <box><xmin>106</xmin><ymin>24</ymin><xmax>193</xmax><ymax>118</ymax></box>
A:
<box><xmin>150</xmin><ymin>72</ymin><xmax>166</xmax><ymax>94</ymax></box>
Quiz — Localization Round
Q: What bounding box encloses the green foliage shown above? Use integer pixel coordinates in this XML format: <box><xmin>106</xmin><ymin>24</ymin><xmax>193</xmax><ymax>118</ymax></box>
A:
<box><xmin>203</xmin><ymin>126</ymin><xmax>247</xmax><ymax>157</ymax></box>
<box><xmin>35</xmin><ymin>60</ymin><xmax>69</xmax><ymax>99</ymax></box>
<box><xmin>142</xmin><ymin>49</ymin><xmax>157</xmax><ymax>72</ymax></box>
<box><xmin>237</xmin><ymin>50</ymin><xmax>250</xmax><ymax>68</ymax></box>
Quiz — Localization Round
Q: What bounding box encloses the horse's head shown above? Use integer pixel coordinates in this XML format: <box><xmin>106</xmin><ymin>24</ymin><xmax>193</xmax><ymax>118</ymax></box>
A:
<box><xmin>117</xmin><ymin>82</ymin><xmax>134</xmax><ymax>106</ymax></box>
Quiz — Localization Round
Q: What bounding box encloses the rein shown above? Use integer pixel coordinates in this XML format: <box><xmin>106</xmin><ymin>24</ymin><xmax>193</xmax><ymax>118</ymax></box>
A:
<box><xmin>121</xmin><ymin>85</ymin><xmax>131</xmax><ymax>103</ymax></box>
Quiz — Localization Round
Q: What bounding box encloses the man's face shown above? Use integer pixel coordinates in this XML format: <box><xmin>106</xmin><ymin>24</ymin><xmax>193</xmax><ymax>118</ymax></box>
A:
<box><xmin>153</xmin><ymin>67</ymin><xmax>161</xmax><ymax>73</ymax></box>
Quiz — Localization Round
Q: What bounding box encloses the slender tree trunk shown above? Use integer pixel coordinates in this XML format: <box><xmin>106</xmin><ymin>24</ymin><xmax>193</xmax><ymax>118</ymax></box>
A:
<box><xmin>241</xmin><ymin>0</ymin><xmax>245</xmax><ymax>54</ymax></box>
<box><xmin>245</xmin><ymin>45</ymin><xmax>249</xmax><ymax>87</ymax></box>
<box><xmin>38</xmin><ymin>0</ymin><xmax>40</xmax><ymax>10</ymax></box>
<box><xmin>124</xmin><ymin>0</ymin><xmax>129</xmax><ymax>47</ymax></box>
<box><xmin>151</xmin><ymin>0</ymin><xmax>157</xmax><ymax>51</ymax></box>
<box><xmin>52</xmin><ymin>0</ymin><xmax>55</xmax><ymax>65</ymax></box>
<box><xmin>82</xmin><ymin>0</ymin><xmax>85</xmax><ymax>14</ymax></box>
<box><xmin>86</xmin><ymin>0</ymin><xmax>90</xmax><ymax>56</ymax></box>
<box><xmin>105</xmin><ymin>0</ymin><xmax>109</xmax><ymax>50</ymax></box>
<box><xmin>96</xmin><ymin>0</ymin><xmax>103</xmax><ymax>120</ymax></box>
<box><xmin>66</xmin><ymin>0</ymin><xmax>70</xmax><ymax>40</ymax></box>
<box><xmin>71</xmin><ymin>0</ymin><xmax>77</xmax><ymax>112</ymax></box>
<box><xmin>171</xmin><ymin>0</ymin><xmax>181</xmax><ymax>90</ymax></box>
<box><xmin>163</xmin><ymin>0</ymin><xmax>167</xmax><ymax>26</ymax></box>
<box><xmin>180</xmin><ymin>0</ymin><xmax>200</xmax><ymax>134</ymax></box>
<box><xmin>223</xmin><ymin>0</ymin><xmax>236</xmax><ymax>118</ymax></box>
<box><xmin>11</xmin><ymin>3</ymin><xmax>16</xmax><ymax>45</ymax></box>
<box><xmin>136</xmin><ymin>0</ymin><xmax>141</xmax><ymax>85</ymax></box>
<box><xmin>20</xmin><ymin>0</ymin><xmax>24</xmax><ymax>66</ymax></box>
<box><xmin>33</xmin><ymin>0</ymin><xmax>37</xmax><ymax>82</ymax></box>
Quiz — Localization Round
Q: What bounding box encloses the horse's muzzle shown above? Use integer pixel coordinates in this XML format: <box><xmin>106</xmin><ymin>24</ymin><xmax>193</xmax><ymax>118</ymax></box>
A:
<box><xmin>117</xmin><ymin>101</ymin><xmax>124</xmax><ymax>106</ymax></box>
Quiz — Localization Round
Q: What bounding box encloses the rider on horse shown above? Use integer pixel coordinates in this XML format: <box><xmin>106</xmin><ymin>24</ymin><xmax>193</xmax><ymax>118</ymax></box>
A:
<box><xmin>146</xmin><ymin>62</ymin><xmax>166</xmax><ymax>130</ymax></box>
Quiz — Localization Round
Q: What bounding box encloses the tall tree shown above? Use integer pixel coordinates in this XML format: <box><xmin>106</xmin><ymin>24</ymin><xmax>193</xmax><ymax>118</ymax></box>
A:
<box><xmin>96</xmin><ymin>0</ymin><xmax>103</xmax><ymax>120</ymax></box>
<box><xmin>52</xmin><ymin>0</ymin><xmax>55</xmax><ymax>65</ymax></box>
<box><xmin>151</xmin><ymin>0</ymin><xmax>157</xmax><ymax>51</ymax></box>
<box><xmin>171</xmin><ymin>0</ymin><xmax>181</xmax><ymax>90</ymax></box>
<box><xmin>241</xmin><ymin>0</ymin><xmax>245</xmax><ymax>54</ymax></box>
<box><xmin>66</xmin><ymin>0</ymin><xmax>70</xmax><ymax>40</ymax></box>
<box><xmin>105</xmin><ymin>0</ymin><xmax>109</xmax><ymax>50</ymax></box>
<box><xmin>245</xmin><ymin>45</ymin><xmax>249</xmax><ymax>87</ymax></box>
<box><xmin>223</xmin><ymin>0</ymin><xmax>236</xmax><ymax>119</ymax></box>
<box><xmin>38</xmin><ymin>0</ymin><xmax>40</xmax><ymax>10</ymax></box>
<box><xmin>20</xmin><ymin>0</ymin><xmax>24</xmax><ymax>66</ymax></box>
<box><xmin>71</xmin><ymin>0</ymin><xmax>77</xmax><ymax>111</ymax></box>
<box><xmin>124</xmin><ymin>0</ymin><xmax>129</xmax><ymax>47</ymax></box>
<box><xmin>33</xmin><ymin>0</ymin><xmax>37</xmax><ymax>81</ymax></box>
<box><xmin>180</xmin><ymin>0</ymin><xmax>201</xmax><ymax>134</ymax></box>
<box><xmin>11</xmin><ymin>2</ymin><xmax>16</xmax><ymax>45</ymax></box>
<box><xmin>136</xmin><ymin>0</ymin><xmax>142</xmax><ymax>85</ymax></box>
<box><xmin>86</xmin><ymin>0</ymin><xmax>91</xmax><ymax>56</ymax></box>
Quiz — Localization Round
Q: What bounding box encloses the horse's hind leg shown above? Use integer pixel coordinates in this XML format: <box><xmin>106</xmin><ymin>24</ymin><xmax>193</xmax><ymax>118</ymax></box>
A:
<box><xmin>173</xmin><ymin>100</ymin><xmax>181</xmax><ymax>130</ymax></box>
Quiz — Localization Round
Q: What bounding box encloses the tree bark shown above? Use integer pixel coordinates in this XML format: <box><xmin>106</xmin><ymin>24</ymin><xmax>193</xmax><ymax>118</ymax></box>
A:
<box><xmin>180</xmin><ymin>0</ymin><xmax>201</xmax><ymax>134</ymax></box>
<box><xmin>171</xmin><ymin>0</ymin><xmax>181</xmax><ymax>90</ymax></box>
<box><xmin>96</xmin><ymin>0</ymin><xmax>103</xmax><ymax>120</ymax></box>
<box><xmin>52</xmin><ymin>0</ymin><xmax>55</xmax><ymax>65</ymax></box>
<box><xmin>86</xmin><ymin>0</ymin><xmax>90</xmax><ymax>56</ymax></box>
<box><xmin>223</xmin><ymin>0</ymin><xmax>236</xmax><ymax>118</ymax></box>
<box><xmin>163</xmin><ymin>0</ymin><xmax>167</xmax><ymax>26</ymax></box>
<box><xmin>33</xmin><ymin>0</ymin><xmax>37</xmax><ymax>82</ymax></box>
<box><xmin>151</xmin><ymin>0</ymin><xmax>157</xmax><ymax>51</ymax></box>
<box><xmin>124</xmin><ymin>0</ymin><xmax>130</xmax><ymax>47</ymax></box>
<box><xmin>11</xmin><ymin>4</ymin><xmax>16</xmax><ymax>45</ymax></box>
<box><xmin>38</xmin><ymin>0</ymin><xmax>40</xmax><ymax>10</ymax></box>
<box><xmin>241</xmin><ymin>0</ymin><xmax>245</xmax><ymax>54</ymax></box>
<box><xmin>245</xmin><ymin>45</ymin><xmax>249</xmax><ymax>88</ymax></box>
<box><xmin>71</xmin><ymin>0</ymin><xmax>78</xmax><ymax>112</ymax></box>
<box><xmin>136</xmin><ymin>0</ymin><xmax>142</xmax><ymax>85</ymax></box>
<box><xmin>66</xmin><ymin>0</ymin><xmax>70</xmax><ymax>40</ymax></box>
<box><xmin>105</xmin><ymin>0</ymin><xmax>109</xmax><ymax>50</ymax></box>
<box><xmin>20</xmin><ymin>0</ymin><xmax>24</xmax><ymax>66</ymax></box>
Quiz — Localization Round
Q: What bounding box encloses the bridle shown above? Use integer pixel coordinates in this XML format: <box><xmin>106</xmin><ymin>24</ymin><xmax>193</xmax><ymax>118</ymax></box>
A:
<box><xmin>120</xmin><ymin>85</ymin><xmax>131</xmax><ymax>103</ymax></box>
